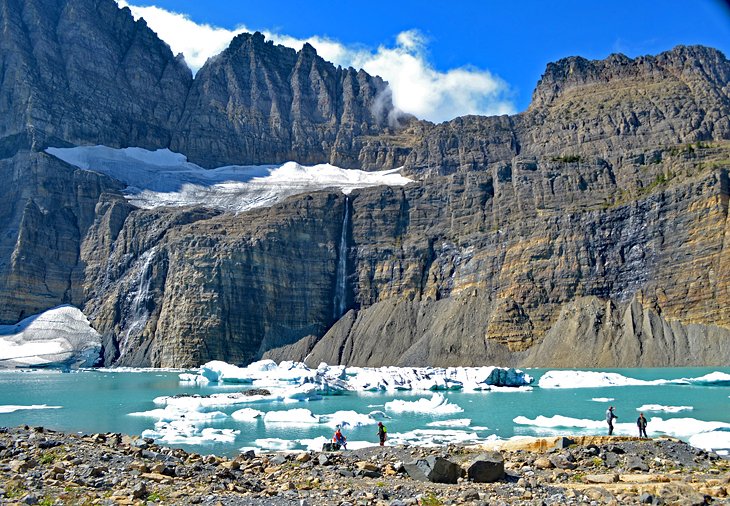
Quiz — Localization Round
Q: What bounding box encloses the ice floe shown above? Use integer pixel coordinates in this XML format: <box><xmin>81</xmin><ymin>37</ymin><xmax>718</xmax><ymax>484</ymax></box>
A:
<box><xmin>636</xmin><ymin>404</ymin><xmax>693</xmax><ymax>413</ymax></box>
<box><xmin>263</xmin><ymin>409</ymin><xmax>320</xmax><ymax>425</ymax></box>
<box><xmin>0</xmin><ymin>305</ymin><xmax>101</xmax><ymax>369</ymax></box>
<box><xmin>231</xmin><ymin>408</ymin><xmax>263</xmax><ymax>421</ymax></box>
<box><xmin>319</xmin><ymin>410</ymin><xmax>379</xmax><ymax>428</ymax></box>
<box><xmin>426</xmin><ymin>418</ymin><xmax>472</xmax><ymax>428</ymax></box>
<box><xmin>537</xmin><ymin>371</ymin><xmax>664</xmax><ymax>388</ymax></box>
<box><xmin>590</xmin><ymin>398</ymin><xmax>615</xmax><ymax>402</ymax></box>
<box><xmin>384</xmin><ymin>393</ymin><xmax>464</xmax><ymax>415</ymax></box>
<box><xmin>0</xmin><ymin>404</ymin><xmax>62</xmax><ymax>413</ymax></box>
<box><xmin>46</xmin><ymin>146</ymin><xmax>412</xmax><ymax>213</ymax></box>
<box><xmin>186</xmin><ymin>360</ymin><xmax>532</xmax><ymax>395</ymax></box>
<box><xmin>254</xmin><ymin>438</ymin><xmax>300</xmax><ymax>451</ymax></box>
<box><xmin>141</xmin><ymin>419</ymin><xmax>239</xmax><ymax>445</ymax></box>
<box><xmin>672</xmin><ymin>372</ymin><xmax>730</xmax><ymax>386</ymax></box>
<box><xmin>513</xmin><ymin>414</ymin><xmax>730</xmax><ymax>444</ymax></box>
<box><xmin>387</xmin><ymin>429</ymin><xmax>480</xmax><ymax>447</ymax></box>
<box><xmin>539</xmin><ymin>370</ymin><xmax>730</xmax><ymax>389</ymax></box>
<box><xmin>129</xmin><ymin>406</ymin><xmax>228</xmax><ymax>422</ymax></box>
<box><xmin>689</xmin><ymin>430</ymin><xmax>730</xmax><ymax>455</ymax></box>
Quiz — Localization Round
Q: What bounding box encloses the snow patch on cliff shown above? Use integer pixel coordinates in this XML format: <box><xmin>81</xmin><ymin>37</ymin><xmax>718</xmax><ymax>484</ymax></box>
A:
<box><xmin>0</xmin><ymin>306</ymin><xmax>101</xmax><ymax>369</ymax></box>
<box><xmin>46</xmin><ymin>146</ymin><xmax>412</xmax><ymax>213</ymax></box>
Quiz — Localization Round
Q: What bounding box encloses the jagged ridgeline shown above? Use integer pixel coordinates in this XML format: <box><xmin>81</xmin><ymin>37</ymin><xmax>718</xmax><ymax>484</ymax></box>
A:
<box><xmin>1</xmin><ymin>0</ymin><xmax>729</xmax><ymax>367</ymax></box>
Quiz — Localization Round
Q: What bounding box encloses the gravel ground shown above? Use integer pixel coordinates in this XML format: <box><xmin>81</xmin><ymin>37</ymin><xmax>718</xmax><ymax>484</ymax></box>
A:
<box><xmin>0</xmin><ymin>425</ymin><xmax>729</xmax><ymax>505</ymax></box>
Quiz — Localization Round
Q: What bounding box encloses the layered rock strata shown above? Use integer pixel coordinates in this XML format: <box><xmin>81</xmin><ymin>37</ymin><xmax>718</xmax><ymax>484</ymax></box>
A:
<box><xmin>0</xmin><ymin>0</ymin><xmax>729</xmax><ymax>367</ymax></box>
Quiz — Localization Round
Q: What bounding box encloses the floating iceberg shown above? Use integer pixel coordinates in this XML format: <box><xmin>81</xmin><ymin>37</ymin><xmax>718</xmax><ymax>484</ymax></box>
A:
<box><xmin>184</xmin><ymin>360</ymin><xmax>532</xmax><ymax>394</ymax></box>
<box><xmin>670</xmin><ymin>372</ymin><xmax>730</xmax><ymax>386</ymax></box>
<box><xmin>46</xmin><ymin>146</ymin><xmax>412</xmax><ymax>213</ymax></box>
<box><xmin>513</xmin><ymin>414</ymin><xmax>730</xmax><ymax>441</ymax></box>
<box><xmin>0</xmin><ymin>305</ymin><xmax>101</xmax><ymax>369</ymax></box>
<box><xmin>537</xmin><ymin>371</ymin><xmax>665</xmax><ymax>388</ymax></box>
<box><xmin>231</xmin><ymin>408</ymin><xmax>263</xmax><ymax>421</ymax></box>
<box><xmin>142</xmin><ymin>419</ymin><xmax>239</xmax><ymax>445</ymax></box>
<box><xmin>0</xmin><ymin>404</ymin><xmax>62</xmax><ymax>413</ymax></box>
<box><xmin>426</xmin><ymin>418</ymin><xmax>472</xmax><ymax>428</ymax></box>
<box><xmin>384</xmin><ymin>393</ymin><xmax>464</xmax><ymax>415</ymax></box>
<box><xmin>263</xmin><ymin>408</ymin><xmax>320</xmax><ymax>425</ymax></box>
<box><xmin>636</xmin><ymin>404</ymin><xmax>693</xmax><ymax>413</ymax></box>
<box><xmin>386</xmin><ymin>428</ymin><xmax>480</xmax><ymax>447</ymax></box>
<box><xmin>320</xmin><ymin>410</ymin><xmax>379</xmax><ymax>428</ymax></box>
<box><xmin>539</xmin><ymin>370</ymin><xmax>730</xmax><ymax>389</ymax></box>
<box><xmin>689</xmin><ymin>429</ymin><xmax>730</xmax><ymax>455</ymax></box>
<box><xmin>590</xmin><ymin>398</ymin><xmax>615</xmax><ymax>402</ymax></box>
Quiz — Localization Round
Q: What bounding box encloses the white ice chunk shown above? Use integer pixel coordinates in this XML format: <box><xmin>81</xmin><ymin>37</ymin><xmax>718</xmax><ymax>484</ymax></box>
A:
<box><xmin>142</xmin><ymin>419</ymin><xmax>238</xmax><ymax>445</ymax></box>
<box><xmin>231</xmin><ymin>408</ymin><xmax>263</xmax><ymax>421</ymax></box>
<box><xmin>320</xmin><ymin>410</ymin><xmax>379</xmax><ymax>428</ymax></box>
<box><xmin>538</xmin><ymin>371</ymin><xmax>666</xmax><ymax>388</ymax></box>
<box><xmin>384</xmin><ymin>393</ymin><xmax>464</xmax><ymax>414</ymax></box>
<box><xmin>636</xmin><ymin>404</ymin><xmax>693</xmax><ymax>413</ymax></box>
<box><xmin>387</xmin><ymin>428</ymin><xmax>480</xmax><ymax>447</ymax></box>
<box><xmin>590</xmin><ymin>398</ymin><xmax>615</xmax><ymax>402</ymax></box>
<box><xmin>689</xmin><ymin>430</ymin><xmax>730</xmax><ymax>453</ymax></box>
<box><xmin>128</xmin><ymin>406</ymin><xmax>227</xmax><ymax>422</ymax></box>
<box><xmin>254</xmin><ymin>438</ymin><xmax>299</xmax><ymax>450</ymax></box>
<box><xmin>153</xmin><ymin>391</ymin><xmax>282</xmax><ymax>410</ymax></box>
<box><xmin>0</xmin><ymin>405</ymin><xmax>62</xmax><ymax>413</ymax></box>
<box><xmin>263</xmin><ymin>408</ymin><xmax>320</xmax><ymax>425</ymax></box>
<box><xmin>0</xmin><ymin>305</ymin><xmax>101</xmax><ymax>369</ymax></box>
<box><xmin>184</xmin><ymin>360</ymin><xmax>532</xmax><ymax>394</ymax></box>
<box><xmin>426</xmin><ymin>418</ymin><xmax>471</xmax><ymax>428</ymax></box>
<box><xmin>513</xmin><ymin>414</ymin><xmax>730</xmax><ymax>440</ymax></box>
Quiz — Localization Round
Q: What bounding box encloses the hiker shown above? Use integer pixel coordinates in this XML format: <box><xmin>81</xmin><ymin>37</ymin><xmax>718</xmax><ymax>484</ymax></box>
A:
<box><xmin>637</xmin><ymin>412</ymin><xmax>648</xmax><ymax>438</ymax></box>
<box><xmin>606</xmin><ymin>406</ymin><xmax>618</xmax><ymax>435</ymax></box>
<box><xmin>333</xmin><ymin>425</ymin><xmax>347</xmax><ymax>449</ymax></box>
<box><xmin>377</xmin><ymin>422</ymin><xmax>387</xmax><ymax>446</ymax></box>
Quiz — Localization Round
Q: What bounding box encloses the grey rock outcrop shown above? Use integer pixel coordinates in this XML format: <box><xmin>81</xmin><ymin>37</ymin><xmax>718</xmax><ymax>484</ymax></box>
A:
<box><xmin>465</xmin><ymin>452</ymin><xmax>505</xmax><ymax>483</ymax></box>
<box><xmin>403</xmin><ymin>456</ymin><xmax>461</xmax><ymax>484</ymax></box>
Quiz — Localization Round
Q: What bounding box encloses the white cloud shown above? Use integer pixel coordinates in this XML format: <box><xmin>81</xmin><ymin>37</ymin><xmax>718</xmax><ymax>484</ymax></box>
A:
<box><xmin>117</xmin><ymin>1</ymin><xmax>515</xmax><ymax>123</ymax></box>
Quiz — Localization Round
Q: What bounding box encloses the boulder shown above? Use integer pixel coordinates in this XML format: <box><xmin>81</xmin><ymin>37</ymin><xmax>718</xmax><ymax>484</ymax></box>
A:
<box><xmin>626</xmin><ymin>455</ymin><xmax>649</xmax><ymax>472</ymax></box>
<box><xmin>548</xmin><ymin>454</ymin><xmax>577</xmax><ymax>470</ymax></box>
<box><xmin>552</xmin><ymin>437</ymin><xmax>575</xmax><ymax>450</ymax></box>
<box><xmin>403</xmin><ymin>456</ymin><xmax>461</xmax><ymax>484</ymax></box>
<box><xmin>583</xmin><ymin>473</ymin><xmax>619</xmax><ymax>484</ymax></box>
<box><xmin>321</xmin><ymin>442</ymin><xmax>340</xmax><ymax>452</ymax></box>
<box><xmin>466</xmin><ymin>452</ymin><xmax>505</xmax><ymax>483</ymax></box>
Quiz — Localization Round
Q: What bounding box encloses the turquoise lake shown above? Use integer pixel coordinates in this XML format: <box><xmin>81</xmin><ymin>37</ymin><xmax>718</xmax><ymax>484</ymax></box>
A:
<box><xmin>1</xmin><ymin>367</ymin><xmax>728</xmax><ymax>457</ymax></box>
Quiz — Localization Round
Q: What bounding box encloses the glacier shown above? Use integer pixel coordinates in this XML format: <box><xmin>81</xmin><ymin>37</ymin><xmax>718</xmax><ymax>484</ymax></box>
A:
<box><xmin>45</xmin><ymin>146</ymin><xmax>412</xmax><ymax>213</ymax></box>
<box><xmin>0</xmin><ymin>305</ymin><xmax>101</xmax><ymax>368</ymax></box>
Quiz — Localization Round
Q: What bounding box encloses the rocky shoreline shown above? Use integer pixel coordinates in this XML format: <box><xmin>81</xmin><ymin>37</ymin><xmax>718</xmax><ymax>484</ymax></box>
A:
<box><xmin>0</xmin><ymin>426</ymin><xmax>728</xmax><ymax>505</ymax></box>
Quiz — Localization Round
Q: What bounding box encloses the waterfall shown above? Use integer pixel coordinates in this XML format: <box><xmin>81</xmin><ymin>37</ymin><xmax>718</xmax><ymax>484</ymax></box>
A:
<box><xmin>123</xmin><ymin>248</ymin><xmax>156</xmax><ymax>343</ymax></box>
<box><xmin>333</xmin><ymin>197</ymin><xmax>349</xmax><ymax>319</ymax></box>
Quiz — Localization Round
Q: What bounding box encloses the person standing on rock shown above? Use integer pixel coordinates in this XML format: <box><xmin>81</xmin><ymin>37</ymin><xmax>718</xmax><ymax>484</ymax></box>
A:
<box><xmin>377</xmin><ymin>422</ymin><xmax>387</xmax><ymax>446</ymax></box>
<box><xmin>637</xmin><ymin>412</ymin><xmax>648</xmax><ymax>438</ymax></box>
<box><xmin>606</xmin><ymin>406</ymin><xmax>618</xmax><ymax>435</ymax></box>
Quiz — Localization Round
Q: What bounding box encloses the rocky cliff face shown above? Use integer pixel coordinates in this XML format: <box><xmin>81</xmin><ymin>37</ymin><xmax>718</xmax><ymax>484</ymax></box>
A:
<box><xmin>0</xmin><ymin>0</ymin><xmax>192</xmax><ymax>155</ymax></box>
<box><xmin>0</xmin><ymin>0</ymin><xmax>729</xmax><ymax>367</ymax></box>
<box><xmin>170</xmin><ymin>34</ymin><xmax>406</xmax><ymax>169</ymax></box>
<box><xmin>401</xmin><ymin>46</ymin><xmax>730</xmax><ymax>177</ymax></box>
<box><xmin>266</xmin><ymin>144</ymin><xmax>730</xmax><ymax>367</ymax></box>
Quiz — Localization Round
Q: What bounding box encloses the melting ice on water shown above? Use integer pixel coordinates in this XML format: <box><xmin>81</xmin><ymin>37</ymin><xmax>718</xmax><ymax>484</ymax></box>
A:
<box><xmin>180</xmin><ymin>359</ymin><xmax>533</xmax><ymax>393</ymax></box>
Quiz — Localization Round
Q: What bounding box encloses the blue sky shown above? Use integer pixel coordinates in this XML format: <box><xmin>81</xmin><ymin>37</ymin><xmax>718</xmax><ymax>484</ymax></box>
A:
<box><xmin>119</xmin><ymin>0</ymin><xmax>730</xmax><ymax>121</ymax></box>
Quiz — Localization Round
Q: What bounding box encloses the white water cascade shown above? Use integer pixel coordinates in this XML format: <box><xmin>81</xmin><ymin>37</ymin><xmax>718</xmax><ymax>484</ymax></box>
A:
<box><xmin>123</xmin><ymin>248</ymin><xmax>156</xmax><ymax>345</ymax></box>
<box><xmin>333</xmin><ymin>197</ymin><xmax>350</xmax><ymax>319</ymax></box>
